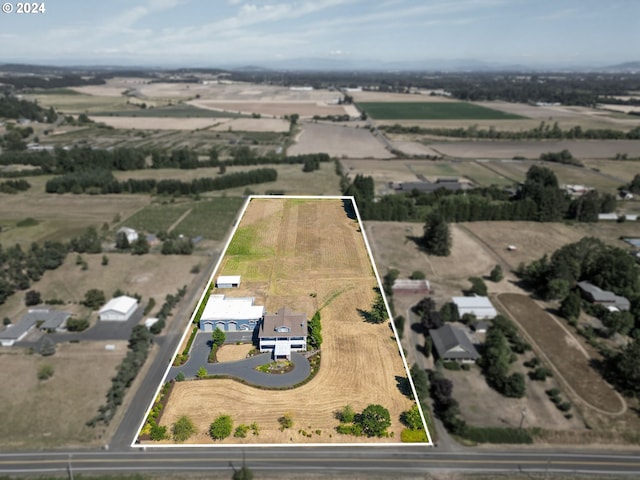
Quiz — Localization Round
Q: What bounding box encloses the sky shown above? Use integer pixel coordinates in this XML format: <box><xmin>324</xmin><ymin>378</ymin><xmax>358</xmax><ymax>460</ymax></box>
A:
<box><xmin>0</xmin><ymin>0</ymin><xmax>638</xmax><ymax>69</ymax></box>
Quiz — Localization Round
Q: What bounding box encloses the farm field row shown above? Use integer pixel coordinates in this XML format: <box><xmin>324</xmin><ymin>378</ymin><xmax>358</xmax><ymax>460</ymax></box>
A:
<box><xmin>155</xmin><ymin>197</ymin><xmax>419</xmax><ymax>445</ymax></box>
<box><xmin>288</xmin><ymin>122</ymin><xmax>390</xmax><ymax>159</ymax></box>
<box><xmin>358</xmin><ymin>102</ymin><xmax>525</xmax><ymax>120</ymax></box>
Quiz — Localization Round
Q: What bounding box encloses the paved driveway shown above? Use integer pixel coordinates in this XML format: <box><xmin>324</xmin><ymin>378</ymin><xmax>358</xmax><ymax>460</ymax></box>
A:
<box><xmin>167</xmin><ymin>332</ymin><xmax>311</xmax><ymax>388</ymax></box>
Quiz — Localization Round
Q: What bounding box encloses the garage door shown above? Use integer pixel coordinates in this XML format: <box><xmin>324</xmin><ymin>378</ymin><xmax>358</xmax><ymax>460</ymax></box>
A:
<box><xmin>227</xmin><ymin>322</ymin><xmax>237</xmax><ymax>332</ymax></box>
<box><xmin>203</xmin><ymin>322</ymin><xmax>213</xmax><ymax>332</ymax></box>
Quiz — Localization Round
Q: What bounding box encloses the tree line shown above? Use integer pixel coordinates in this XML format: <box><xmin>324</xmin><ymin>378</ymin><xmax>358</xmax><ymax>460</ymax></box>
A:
<box><xmin>381</xmin><ymin>122</ymin><xmax>640</xmax><ymax>141</ymax></box>
<box><xmin>342</xmin><ymin>165</ymin><xmax>617</xmax><ymax>224</ymax></box>
<box><xmin>0</xmin><ymin>93</ymin><xmax>56</xmax><ymax>122</ymax></box>
<box><xmin>45</xmin><ymin>168</ymin><xmax>278</xmax><ymax>195</ymax></box>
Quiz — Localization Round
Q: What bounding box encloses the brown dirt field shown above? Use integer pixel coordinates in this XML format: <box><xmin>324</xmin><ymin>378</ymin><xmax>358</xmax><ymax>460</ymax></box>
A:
<box><xmin>0</xmin><ymin>187</ymin><xmax>148</xmax><ymax>247</ymax></box>
<box><xmin>447</xmin><ymin>361</ymin><xmax>583</xmax><ymax>431</ymax></box>
<box><xmin>0</xmin><ymin>340</ymin><xmax>127</xmax><ymax>449</ymax></box>
<box><xmin>496</xmin><ymin>293</ymin><xmax>624</xmax><ymax>415</ymax></box>
<box><xmin>209</xmin><ymin>118</ymin><xmax>290</xmax><ymax>132</ymax></box>
<box><xmin>189</xmin><ymin>100</ymin><xmax>349</xmax><ymax>118</ymax></box>
<box><xmin>158</xmin><ymin>198</ymin><xmax>415</xmax><ymax>444</ymax></box>
<box><xmin>288</xmin><ymin>122</ymin><xmax>391</xmax><ymax>159</ymax></box>
<box><xmin>90</xmin><ymin>116</ymin><xmax>219</xmax><ymax>130</ymax></box>
<box><xmin>364</xmin><ymin>221</ymin><xmax>497</xmax><ymax>306</ymax></box>
<box><xmin>216</xmin><ymin>344</ymin><xmax>254</xmax><ymax>363</ymax></box>
<box><xmin>352</xmin><ymin>91</ymin><xmax>457</xmax><ymax>103</ymax></box>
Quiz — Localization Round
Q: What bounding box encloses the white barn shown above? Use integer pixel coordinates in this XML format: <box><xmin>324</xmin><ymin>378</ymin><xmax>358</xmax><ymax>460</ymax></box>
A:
<box><xmin>215</xmin><ymin>275</ymin><xmax>241</xmax><ymax>289</ymax></box>
<box><xmin>99</xmin><ymin>295</ymin><xmax>138</xmax><ymax>322</ymax></box>
<box><xmin>452</xmin><ymin>296</ymin><xmax>498</xmax><ymax>319</ymax></box>
<box><xmin>117</xmin><ymin>227</ymin><xmax>139</xmax><ymax>244</ymax></box>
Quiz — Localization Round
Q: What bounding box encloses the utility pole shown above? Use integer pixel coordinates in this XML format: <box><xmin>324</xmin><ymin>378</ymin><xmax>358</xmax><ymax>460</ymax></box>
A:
<box><xmin>67</xmin><ymin>454</ymin><xmax>73</xmax><ymax>480</ymax></box>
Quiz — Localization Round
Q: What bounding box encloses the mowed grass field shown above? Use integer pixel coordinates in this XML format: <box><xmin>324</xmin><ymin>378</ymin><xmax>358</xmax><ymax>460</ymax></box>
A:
<box><xmin>157</xmin><ymin>198</ymin><xmax>417</xmax><ymax>444</ymax></box>
<box><xmin>358</xmin><ymin>102</ymin><xmax>525</xmax><ymax>120</ymax></box>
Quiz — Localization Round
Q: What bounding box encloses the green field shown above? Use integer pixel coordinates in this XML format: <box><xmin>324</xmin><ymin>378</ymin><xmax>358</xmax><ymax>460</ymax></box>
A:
<box><xmin>121</xmin><ymin>202</ymin><xmax>192</xmax><ymax>233</ymax></box>
<box><xmin>121</xmin><ymin>197</ymin><xmax>245</xmax><ymax>240</ymax></box>
<box><xmin>173</xmin><ymin>197</ymin><xmax>245</xmax><ymax>240</ymax></box>
<box><xmin>358</xmin><ymin>102</ymin><xmax>525</xmax><ymax>120</ymax></box>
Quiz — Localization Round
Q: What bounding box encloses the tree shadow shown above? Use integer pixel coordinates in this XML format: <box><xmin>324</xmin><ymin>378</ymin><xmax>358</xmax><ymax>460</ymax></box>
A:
<box><xmin>341</xmin><ymin>199</ymin><xmax>357</xmax><ymax>220</ymax></box>
<box><xmin>411</xmin><ymin>322</ymin><xmax>426</xmax><ymax>335</ymax></box>
<box><xmin>357</xmin><ymin>308</ymin><xmax>377</xmax><ymax>324</ymax></box>
<box><xmin>406</xmin><ymin>235</ymin><xmax>425</xmax><ymax>251</ymax></box>
<box><xmin>395</xmin><ymin>375</ymin><xmax>414</xmax><ymax>399</ymax></box>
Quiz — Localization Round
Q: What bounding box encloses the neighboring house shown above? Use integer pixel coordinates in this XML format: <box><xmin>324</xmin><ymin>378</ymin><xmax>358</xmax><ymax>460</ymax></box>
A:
<box><xmin>117</xmin><ymin>227</ymin><xmax>139</xmax><ymax>244</ymax></box>
<box><xmin>452</xmin><ymin>295</ymin><xmax>498</xmax><ymax>319</ymax></box>
<box><xmin>430</xmin><ymin>324</ymin><xmax>480</xmax><ymax>363</ymax></box>
<box><xmin>99</xmin><ymin>295</ymin><xmax>139</xmax><ymax>322</ymax></box>
<box><xmin>392</xmin><ymin>279</ymin><xmax>431</xmax><ymax>295</ymax></box>
<box><xmin>0</xmin><ymin>308</ymin><xmax>72</xmax><ymax>346</ymax></box>
<box><xmin>199</xmin><ymin>295</ymin><xmax>264</xmax><ymax>332</ymax></box>
<box><xmin>577</xmin><ymin>281</ymin><xmax>630</xmax><ymax>311</ymax></box>
<box><xmin>259</xmin><ymin>307</ymin><xmax>307</xmax><ymax>360</ymax></box>
<box><xmin>215</xmin><ymin>275</ymin><xmax>241</xmax><ymax>289</ymax></box>
<box><xmin>472</xmin><ymin>320</ymin><xmax>489</xmax><ymax>333</ymax></box>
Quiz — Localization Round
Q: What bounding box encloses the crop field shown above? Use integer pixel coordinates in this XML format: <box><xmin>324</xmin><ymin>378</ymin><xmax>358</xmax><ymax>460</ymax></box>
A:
<box><xmin>189</xmin><ymin>100</ymin><xmax>350</xmax><ymax>118</ymax></box>
<box><xmin>93</xmin><ymin>104</ymin><xmax>244</xmax><ymax>118</ymax></box>
<box><xmin>23</xmin><ymin>93</ymin><xmax>132</xmax><ymax>114</ymax></box>
<box><xmin>428</xmin><ymin>140</ymin><xmax>640</xmax><ymax>161</ymax></box>
<box><xmin>583</xmin><ymin>159</ymin><xmax>640</xmax><ymax>182</ymax></box>
<box><xmin>172</xmin><ymin>197</ymin><xmax>245</xmax><ymax>240</ymax></box>
<box><xmin>156</xmin><ymin>198</ymin><xmax>417</xmax><ymax>444</ymax></box>
<box><xmin>288</xmin><ymin>122</ymin><xmax>390</xmax><ymax>158</ymax></box>
<box><xmin>496</xmin><ymin>293</ymin><xmax>625</xmax><ymax>415</ymax></box>
<box><xmin>357</xmin><ymin>102</ymin><xmax>525</xmax><ymax>120</ymax></box>
<box><xmin>0</xmin><ymin>340</ymin><xmax>128</xmax><ymax>449</ymax></box>
<box><xmin>0</xmin><ymin>182</ymin><xmax>149</xmax><ymax>247</ymax></box>
<box><xmin>120</xmin><ymin>202</ymin><xmax>193</xmax><ymax>234</ymax></box>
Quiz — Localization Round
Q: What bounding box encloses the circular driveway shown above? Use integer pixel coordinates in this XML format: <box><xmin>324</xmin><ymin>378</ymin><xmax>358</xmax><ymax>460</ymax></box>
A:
<box><xmin>167</xmin><ymin>332</ymin><xmax>311</xmax><ymax>388</ymax></box>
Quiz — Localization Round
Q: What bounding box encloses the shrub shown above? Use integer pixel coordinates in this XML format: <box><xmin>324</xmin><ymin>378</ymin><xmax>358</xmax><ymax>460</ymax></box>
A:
<box><xmin>443</xmin><ymin>361</ymin><xmax>461</xmax><ymax>371</ymax></box>
<box><xmin>209</xmin><ymin>415</ymin><xmax>233</xmax><ymax>440</ymax></box>
<box><xmin>489</xmin><ymin>264</ymin><xmax>504</xmax><ymax>282</ymax></box>
<box><xmin>338</xmin><ymin>404</ymin><xmax>355</xmax><ymax>423</ymax></box>
<box><xmin>172</xmin><ymin>415</ymin><xmax>196</xmax><ymax>442</ymax></box>
<box><xmin>150</xmin><ymin>422</ymin><xmax>168</xmax><ymax>441</ymax></box>
<box><xmin>37</xmin><ymin>363</ymin><xmax>54</xmax><ymax>380</ymax></box>
<box><xmin>401</xmin><ymin>428</ymin><xmax>428</xmax><ymax>443</ymax></box>
<box><xmin>234</xmin><ymin>424</ymin><xmax>250</xmax><ymax>438</ymax></box>
<box><xmin>558</xmin><ymin>402</ymin><xmax>572</xmax><ymax>412</ymax></box>
<box><xmin>278</xmin><ymin>413</ymin><xmax>293</xmax><ymax>430</ymax></box>
<box><xmin>66</xmin><ymin>317</ymin><xmax>90</xmax><ymax>332</ymax></box>
<box><xmin>358</xmin><ymin>404</ymin><xmax>391</xmax><ymax>437</ymax></box>
<box><xmin>546</xmin><ymin>388</ymin><xmax>561</xmax><ymax>397</ymax></box>
<box><xmin>528</xmin><ymin>367</ymin><xmax>553</xmax><ymax>381</ymax></box>
<box><xmin>175</xmin><ymin>371</ymin><xmax>185</xmax><ymax>382</ymax></box>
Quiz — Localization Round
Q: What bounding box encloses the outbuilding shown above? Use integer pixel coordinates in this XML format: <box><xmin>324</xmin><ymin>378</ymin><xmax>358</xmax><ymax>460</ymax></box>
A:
<box><xmin>99</xmin><ymin>295</ymin><xmax>139</xmax><ymax>322</ymax></box>
<box><xmin>215</xmin><ymin>275</ymin><xmax>241</xmax><ymax>289</ymax></box>
<box><xmin>452</xmin><ymin>295</ymin><xmax>498</xmax><ymax>319</ymax></box>
<box><xmin>430</xmin><ymin>324</ymin><xmax>480</xmax><ymax>363</ymax></box>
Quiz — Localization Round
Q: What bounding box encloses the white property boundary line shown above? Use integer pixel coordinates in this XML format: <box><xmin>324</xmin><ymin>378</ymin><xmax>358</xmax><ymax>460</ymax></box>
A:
<box><xmin>131</xmin><ymin>195</ymin><xmax>433</xmax><ymax>448</ymax></box>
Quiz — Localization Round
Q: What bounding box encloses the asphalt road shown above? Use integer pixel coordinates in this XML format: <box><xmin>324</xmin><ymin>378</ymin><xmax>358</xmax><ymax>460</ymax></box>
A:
<box><xmin>2</xmin><ymin>447</ymin><xmax>640</xmax><ymax>477</ymax></box>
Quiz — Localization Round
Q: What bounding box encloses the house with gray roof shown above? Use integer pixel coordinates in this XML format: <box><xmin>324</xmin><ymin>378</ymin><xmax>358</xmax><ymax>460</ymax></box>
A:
<box><xmin>0</xmin><ymin>308</ymin><xmax>71</xmax><ymax>346</ymax></box>
<box><xmin>577</xmin><ymin>281</ymin><xmax>630</xmax><ymax>311</ymax></box>
<box><xmin>259</xmin><ymin>307</ymin><xmax>307</xmax><ymax>360</ymax></box>
<box><xmin>430</xmin><ymin>324</ymin><xmax>480</xmax><ymax>363</ymax></box>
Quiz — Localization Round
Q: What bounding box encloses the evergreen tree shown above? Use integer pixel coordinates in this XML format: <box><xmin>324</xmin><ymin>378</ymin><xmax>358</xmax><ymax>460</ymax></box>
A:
<box><xmin>421</xmin><ymin>213</ymin><xmax>451</xmax><ymax>256</ymax></box>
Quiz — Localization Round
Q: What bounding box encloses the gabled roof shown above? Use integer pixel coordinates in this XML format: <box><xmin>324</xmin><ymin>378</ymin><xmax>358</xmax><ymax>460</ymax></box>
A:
<box><xmin>217</xmin><ymin>275</ymin><xmax>241</xmax><ymax>285</ymax></box>
<box><xmin>577</xmin><ymin>281</ymin><xmax>630</xmax><ymax>310</ymax></box>
<box><xmin>28</xmin><ymin>309</ymin><xmax>71</xmax><ymax>330</ymax></box>
<box><xmin>201</xmin><ymin>295</ymin><xmax>264</xmax><ymax>321</ymax></box>
<box><xmin>452</xmin><ymin>296</ymin><xmax>495</xmax><ymax>309</ymax></box>
<box><xmin>0</xmin><ymin>317</ymin><xmax>37</xmax><ymax>340</ymax></box>
<box><xmin>260</xmin><ymin>307</ymin><xmax>307</xmax><ymax>338</ymax></box>
<box><xmin>99</xmin><ymin>295</ymin><xmax>138</xmax><ymax>315</ymax></box>
<box><xmin>430</xmin><ymin>324</ymin><xmax>479</xmax><ymax>360</ymax></box>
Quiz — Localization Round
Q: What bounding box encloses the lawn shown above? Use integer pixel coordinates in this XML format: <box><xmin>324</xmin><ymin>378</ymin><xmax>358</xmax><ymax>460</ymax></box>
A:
<box><xmin>358</xmin><ymin>102</ymin><xmax>525</xmax><ymax>120</ymax></box>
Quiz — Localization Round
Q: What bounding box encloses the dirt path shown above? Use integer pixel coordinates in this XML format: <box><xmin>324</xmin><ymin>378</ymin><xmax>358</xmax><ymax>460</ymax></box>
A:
<box><xmin>167</xmin><ymin>208</ymin><xmax>192</xmax><ymax>233</ymax></box>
